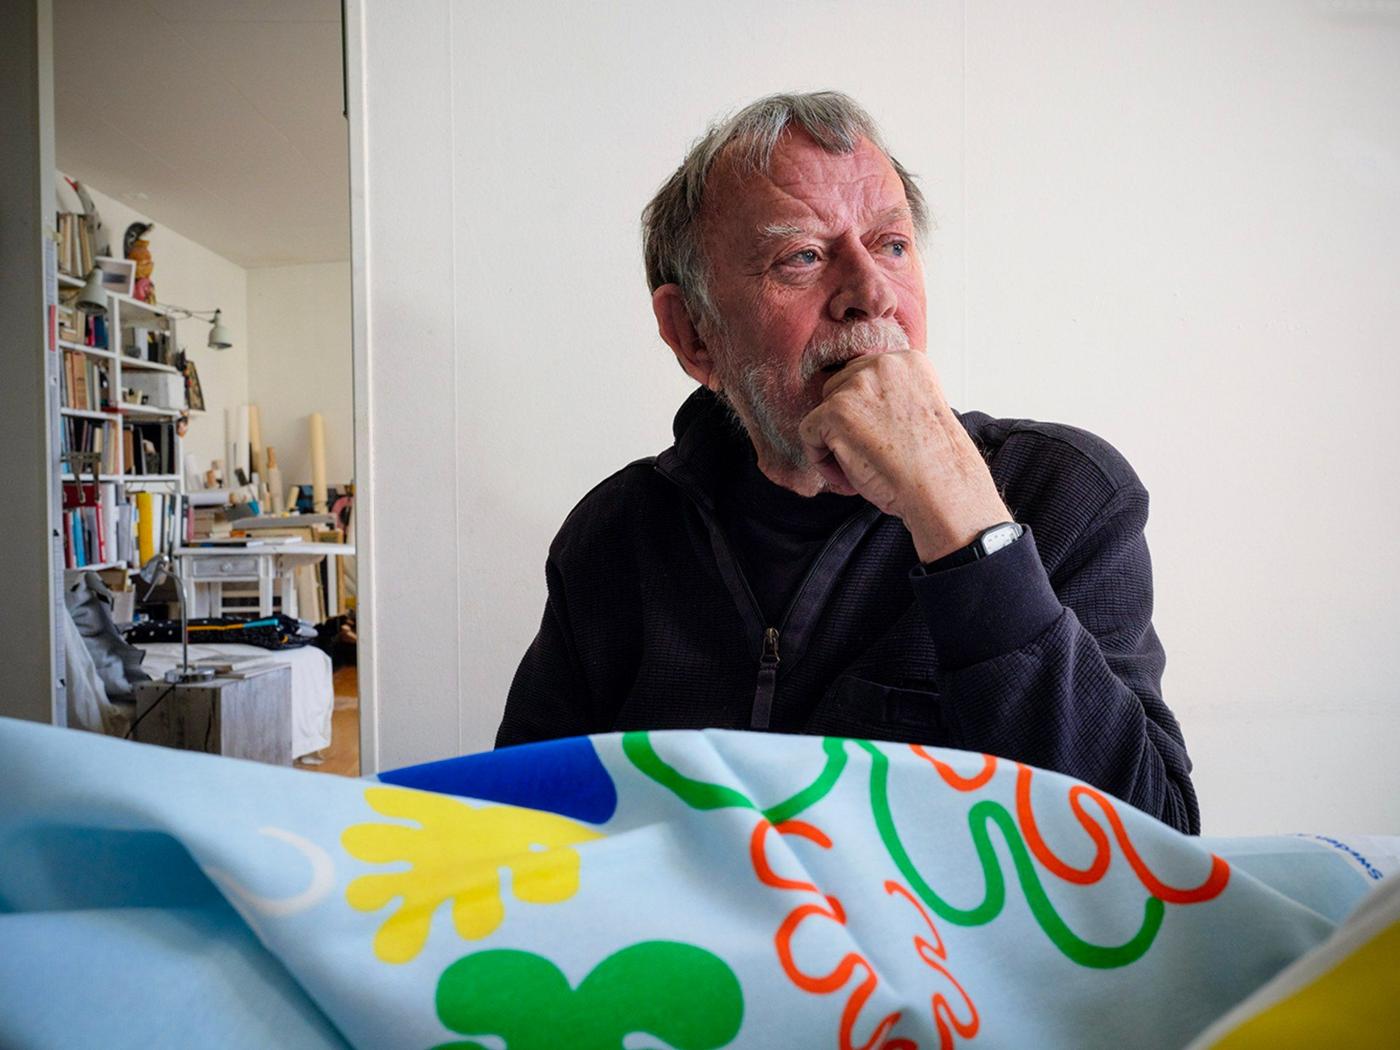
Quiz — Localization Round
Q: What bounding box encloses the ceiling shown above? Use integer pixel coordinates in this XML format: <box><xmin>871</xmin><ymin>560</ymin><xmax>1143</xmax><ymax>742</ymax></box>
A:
<box><xmin>53</xmin><ymin>0</ymin><xmax>349</xmax><ymax>268</ymax></box>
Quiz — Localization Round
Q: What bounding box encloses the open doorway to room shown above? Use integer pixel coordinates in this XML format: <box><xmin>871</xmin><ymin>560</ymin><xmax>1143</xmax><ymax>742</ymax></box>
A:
<box><xmin>52</xmin><ymin>0</ymin><xmax>361</xmax><ymax>774</ymax></box>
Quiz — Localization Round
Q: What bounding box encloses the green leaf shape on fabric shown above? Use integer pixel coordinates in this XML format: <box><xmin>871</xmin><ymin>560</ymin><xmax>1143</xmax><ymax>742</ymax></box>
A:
<box><xmin>430</xmin><ymin>940</ymin><xmax>744</xmax><ymax>1050</ymax></box>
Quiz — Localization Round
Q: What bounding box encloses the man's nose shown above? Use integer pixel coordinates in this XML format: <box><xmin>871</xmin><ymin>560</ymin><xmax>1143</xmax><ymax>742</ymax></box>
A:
<box><xmin>828</xmin><ymin>241</ymin><xmax>898</xmax><ymax>323</ymax></box>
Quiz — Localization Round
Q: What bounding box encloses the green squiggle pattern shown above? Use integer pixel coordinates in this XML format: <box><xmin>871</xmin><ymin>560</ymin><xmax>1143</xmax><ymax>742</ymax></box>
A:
<box><xmin>621</xmin><ymin>732</ymin><xmax>847</xmax><ymax>824</ymax></box>
<box><xmin>857</xmin><ymin>740</ymin><xmax>1164</xmax><ymax>968</ymax></box>
<box><xmin>622</xmin><ymin>731</ymin><xmax>1165</xmax><ymax>969</ymax></box>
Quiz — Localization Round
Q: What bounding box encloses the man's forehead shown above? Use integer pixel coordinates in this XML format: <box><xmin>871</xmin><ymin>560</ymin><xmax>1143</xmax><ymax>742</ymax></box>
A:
<box><xmin>704</xmin><ymin>133</ymin><xmax>911</xmax><ymax>243</ymax></box>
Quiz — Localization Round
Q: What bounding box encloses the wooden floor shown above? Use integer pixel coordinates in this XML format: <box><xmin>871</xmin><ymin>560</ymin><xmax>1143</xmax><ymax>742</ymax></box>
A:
<box><xmin>295</xmin><ymin>665</ymin><xmax>360</xmax><ymax>777</ymax></box>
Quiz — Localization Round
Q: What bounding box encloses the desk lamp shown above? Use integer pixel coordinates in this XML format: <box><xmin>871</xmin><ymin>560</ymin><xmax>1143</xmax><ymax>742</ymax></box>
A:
<box><xmin>138</xmin><ymin>553</ymin><xmax>215</xmax><ymax>682</ymax></box>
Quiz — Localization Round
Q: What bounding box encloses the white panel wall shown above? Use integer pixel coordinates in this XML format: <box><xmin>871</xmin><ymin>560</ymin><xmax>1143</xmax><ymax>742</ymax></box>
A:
<box><xmin>59</xmin><ymin>179</ymin><xmax>250</xmax><ymax>477</ymax></box>
<box><xmin>355</xmin><ymin>1</ymin><xmax>1399</xmax><ymax>833</ymax></box>
<box><xmin>959</xmin><ymin>1</ymin><xmax>1400</xmax><ymax>834</ymax></box>
<box><xmin>247</xmin><ymin>262</ymin><xmax>354</xmax><ymax>491</ymax></box>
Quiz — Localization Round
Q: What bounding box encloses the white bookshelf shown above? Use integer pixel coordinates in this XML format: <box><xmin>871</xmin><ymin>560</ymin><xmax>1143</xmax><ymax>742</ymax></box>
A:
<box><xmin>52</xmin><ymin>257</ymin><xmax>192</xmax><ymax>577</ymax></box>
<box><xmin>123</xmin><ymin>358</ymin><xmax>180</xmax><ymax>374</ymax></box>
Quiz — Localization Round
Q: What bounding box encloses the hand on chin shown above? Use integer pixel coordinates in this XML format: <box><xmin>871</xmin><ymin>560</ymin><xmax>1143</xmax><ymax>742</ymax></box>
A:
<box><xmin>796</xmin><ymin>351</ymin><xmax>1012</xmax><ymax>560</ymax></box>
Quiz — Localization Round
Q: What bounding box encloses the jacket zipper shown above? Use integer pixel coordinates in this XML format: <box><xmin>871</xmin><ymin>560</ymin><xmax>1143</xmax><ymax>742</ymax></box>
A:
<box><xmin>752</xmin><ymin>626</ymin><xmax>781</xmax><ymax>730</ymax></box>
<box><xmin>655</xmin><ymin>453</ymin><xmax>882</xmax><ymax>731</ymax></box>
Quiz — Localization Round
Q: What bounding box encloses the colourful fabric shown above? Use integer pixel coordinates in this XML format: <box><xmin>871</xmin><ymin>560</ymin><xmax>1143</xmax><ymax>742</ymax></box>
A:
<box><xmin>0</xmin><ymin>716</ymin><xmax>1392</xmax><ymax>1049</ymax></box>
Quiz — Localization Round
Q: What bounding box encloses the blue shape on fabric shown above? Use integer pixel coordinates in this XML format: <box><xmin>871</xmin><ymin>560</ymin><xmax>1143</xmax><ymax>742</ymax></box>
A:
<box><xmin>377</xmin><ymin>736</ymin><xmax>618</xmax><ymax>825</ymax></box>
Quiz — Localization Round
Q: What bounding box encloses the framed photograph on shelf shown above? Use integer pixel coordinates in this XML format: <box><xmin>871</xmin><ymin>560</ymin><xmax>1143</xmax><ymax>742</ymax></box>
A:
<box><xmin>183</xmin><ymin>356</ymin><xmax>205</xmax><ymax>412</ymax></box>
<box><xmin>93</xmin><ymin>256</ymin><xmax>135</xmax><ymax>297</ymax></box>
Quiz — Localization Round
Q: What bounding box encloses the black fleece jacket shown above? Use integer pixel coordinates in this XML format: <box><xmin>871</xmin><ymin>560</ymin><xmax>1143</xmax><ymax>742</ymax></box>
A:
<box><xmin>497</xmin><ymin>389</ymin><xmax>1199</xmax><ymax>834</ymax></box>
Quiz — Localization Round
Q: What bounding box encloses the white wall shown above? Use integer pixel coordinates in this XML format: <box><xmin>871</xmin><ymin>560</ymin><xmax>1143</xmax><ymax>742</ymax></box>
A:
<box><xmin>58</xmin><ymin>178</ymin><xmax>249</xmax><ymax>476</ymax></box>
<box><xmin>247</xmin><ymin>262</ymin><xmax>354</xmax><ymax>491</ymax></box>
<box><xmin>354</xmin><ymin>0</ymin><xmax>1400</xmax><ymax>835</ymax></box>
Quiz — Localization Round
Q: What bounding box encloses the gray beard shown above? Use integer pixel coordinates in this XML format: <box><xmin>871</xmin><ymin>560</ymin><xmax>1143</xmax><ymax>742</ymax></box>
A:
<box><xmin>716</xmin><ymin>319</ymin><xmax>911</xmax><ymax>476</ymax></box>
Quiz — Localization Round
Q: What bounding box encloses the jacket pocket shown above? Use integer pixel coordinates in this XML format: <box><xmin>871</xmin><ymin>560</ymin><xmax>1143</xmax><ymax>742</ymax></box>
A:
<box><xmin>826</xmin><ymin>675</ymin><xmax>947</xmax><ymax>741</ymax></box>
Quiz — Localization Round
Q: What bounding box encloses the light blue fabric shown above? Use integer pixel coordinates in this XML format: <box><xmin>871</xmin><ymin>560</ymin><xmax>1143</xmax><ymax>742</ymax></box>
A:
<box><xmin>0</xmin><ymin>717</ymin><xmax>1389</xmax><ymax>1049</ymax></box>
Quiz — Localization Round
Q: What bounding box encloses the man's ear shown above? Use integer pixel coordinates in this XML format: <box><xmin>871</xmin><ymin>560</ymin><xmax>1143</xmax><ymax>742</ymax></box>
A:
<box><xmin>652</xmin><ymin>284</ymin><xmax>721</xmax><ymax>390</ymax></box>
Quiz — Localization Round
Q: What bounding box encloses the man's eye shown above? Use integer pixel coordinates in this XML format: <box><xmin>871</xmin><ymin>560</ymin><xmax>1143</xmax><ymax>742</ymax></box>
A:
<box><xmin>782</xmin><ymin>249</ymin><xmax>819</xmax><ymax>267</ymax></box>
<box><xmin>884</xmin><ymin>240</ymin><xmax>909</xmax><ymax>257</ymax></box>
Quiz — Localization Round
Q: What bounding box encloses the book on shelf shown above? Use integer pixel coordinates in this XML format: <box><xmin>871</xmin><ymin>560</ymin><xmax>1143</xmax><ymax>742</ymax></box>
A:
<box><xmin>60</xmin><ymin>416</ymin><xmax>119</xmax><ymax>475</ymax></box>
<box><xmin>132</xmin><ymin>490</ymin><xmax>187</xmax><ymax>566</ymax></box>
<box><xmin>189</xmin><ymin>536</ymin><xmax>303</xmax><ymax>548</ymax></box>
<box><xmin>123</xmin><ymin>325</ymin><xmax>173</xmax><ymax>366</ymax></box>
<box><xmin>57</xmin><ymin>302</ymin><xmax>81</xmax><ymax>343</ymax></box>
<box><xmin>60</xmin><ymin>481</ymin><xmax>191</xmax><ymax>572</ymax></box>
<box><xmin>60</xmin><ymin>349</ymin><xmax>110</xmax><ymax>412</ymax></box>
<box><xmin>57</xmin><ymin>211</ymin><xmax>95</xmax><ymax>279</ymax></box>
<box><xmin>82</xmin><ymin>312</ymin><xmax>109</xmax><ymax>351</ymax></box>
<box><xmin>123</xmin><ymin>420</ymin><xmax>177</xmax><ymax>476</ymax></box>
<box><xmin>61</xmin><ymin>480</ymin><xmax>127</xmax><ymax>570</ymax></box>
<box><xmin>235</xmin><ymin>513</ymin><xmax>337</xmax><ymax>530</ymax></box>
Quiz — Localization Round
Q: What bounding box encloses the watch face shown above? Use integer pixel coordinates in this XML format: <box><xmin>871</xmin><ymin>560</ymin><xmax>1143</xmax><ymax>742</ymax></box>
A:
<box><xmin>979</xmin><ymin>523</ymin><xmax>1022</xmax><ymax>555</ymax></box>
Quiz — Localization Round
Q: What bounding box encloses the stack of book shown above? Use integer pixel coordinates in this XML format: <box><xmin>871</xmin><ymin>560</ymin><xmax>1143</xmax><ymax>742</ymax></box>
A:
<box><xmin>56</xmin><ymin>302</ymin><xmax>82</xmax><ymax>343</ymax></box>
<box><xmin>191</xmin><ymin>504</ymin><xmax>233</xmax><ymax>542</ymax></box>
<box><xmin>57</xmin><ymin>212</ymin><xmax>94</xmax><ymax>278</ymax></box>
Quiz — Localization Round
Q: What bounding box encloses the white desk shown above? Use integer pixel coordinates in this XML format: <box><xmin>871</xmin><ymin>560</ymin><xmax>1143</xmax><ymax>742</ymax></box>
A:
<box><xmin>175</xmin><ymin>543</ymin><xmax>355</xmax><ymax>619</ymax></box>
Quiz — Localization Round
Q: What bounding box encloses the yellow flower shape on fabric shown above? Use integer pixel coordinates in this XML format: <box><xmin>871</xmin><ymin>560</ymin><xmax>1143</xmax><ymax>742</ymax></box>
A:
<box><xmin>341</xmin><ymin>787</ymin><xmax>602</xmax><ymax>963</ymax></box>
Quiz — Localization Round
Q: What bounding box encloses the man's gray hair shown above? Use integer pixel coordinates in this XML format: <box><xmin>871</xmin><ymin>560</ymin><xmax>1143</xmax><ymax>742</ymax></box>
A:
<box><xmin>641</xmin><ymin>91</ymin><xmax>930</xmax><ymax>330</ymax></box>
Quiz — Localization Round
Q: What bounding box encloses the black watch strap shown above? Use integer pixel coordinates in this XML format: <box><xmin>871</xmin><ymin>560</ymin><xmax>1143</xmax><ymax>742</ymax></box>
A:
<box><xmin>921</xmin><ymin>521</ymin><xmax>1024</xmax><ymax>573</ymax></box>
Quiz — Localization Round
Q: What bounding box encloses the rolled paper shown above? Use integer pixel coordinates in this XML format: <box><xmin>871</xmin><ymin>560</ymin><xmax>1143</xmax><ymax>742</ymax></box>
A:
<box><xmin>224</xmin><ymin>408</ymin><xmax>237</xmax><ymax>489</ymax></box>
<box><xmin>266</xmin><ymin>446</ymin><xmax>284</xmax><ymax>514</ymax></box>
<box><xmin>287</xmin><ymin>484</ymin><xmax>301</xmax><ymax>513</ymax></box>
<box><xmin>309</xmin><ymin>412</ymin><xmax>328</xmax><ymax>513</ymax></box>
<box><xmin>235</xmin><ymin>404</ymin><xmax>251</xmax><ymax>479</ymax></box>
<box><xmin>248</xmin><ymin>403</ymin><xmax>264</xmax><ymax>480</ymax></box>
<box><xmin>183</xmin><ymin>452</ymin><xmax>201</xmax><ymax>490</ymax></box>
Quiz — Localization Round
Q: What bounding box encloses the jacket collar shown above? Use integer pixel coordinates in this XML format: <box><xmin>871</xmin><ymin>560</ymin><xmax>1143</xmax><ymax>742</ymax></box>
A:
<box><xmin>655</xmin><ymin>388</ymin><xmax>746</xmax><ymax>512</ymax></box>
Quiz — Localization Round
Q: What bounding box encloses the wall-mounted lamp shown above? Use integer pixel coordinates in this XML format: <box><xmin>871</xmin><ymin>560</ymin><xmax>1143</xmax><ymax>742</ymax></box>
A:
<box><xmin>77</xmin><ymin>269</ymin><xmax>108</xmax><ymax>314</ymax></box>
<box><xmin>207</xmin><ymin>309</ymin><xmax>232</xmax><ymax>350</ymax></box>
<box><xmin>165</xmin><ymin>305</ymin><xmax>233</xmax><ymax>350</ymax></box>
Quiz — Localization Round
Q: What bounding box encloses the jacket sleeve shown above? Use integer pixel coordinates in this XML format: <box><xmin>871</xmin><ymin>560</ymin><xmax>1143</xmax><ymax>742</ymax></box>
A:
<box><xmin>909</xmin><ymin>485</ymin><xmax>1200</xmax><ymax>834</ymax></box>
<box><xmin>495</xmin><ymin>556</ymin><xmax>594</xmax><ymax>748</ymax></box>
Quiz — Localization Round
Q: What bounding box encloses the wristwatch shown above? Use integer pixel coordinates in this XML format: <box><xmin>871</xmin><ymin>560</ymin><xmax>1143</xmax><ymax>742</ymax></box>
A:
<box><xmin>922</xmin><ymin>521</ymin><xmax>1025</xmax><ymax>572</ymax></box>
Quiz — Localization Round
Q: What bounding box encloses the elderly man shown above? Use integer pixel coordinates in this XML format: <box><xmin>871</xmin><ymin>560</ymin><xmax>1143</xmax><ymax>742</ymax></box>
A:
<box><xmin>496</xmin><ymin>92</ymin><xmax>1198</xmax><ymax>834</ymax></box>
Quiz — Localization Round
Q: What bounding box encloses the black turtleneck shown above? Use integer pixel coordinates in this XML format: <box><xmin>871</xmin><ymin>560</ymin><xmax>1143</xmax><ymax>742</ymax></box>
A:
<box><xmin>715</xmin><ymin>444</ymin><xmax>865</xmax><ymax>625</ymax></box>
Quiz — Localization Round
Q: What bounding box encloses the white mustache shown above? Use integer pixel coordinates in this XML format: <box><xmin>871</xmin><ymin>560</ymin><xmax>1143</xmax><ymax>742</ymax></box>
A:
<box><xmin>800</xmin><ymin>321</ymin><xmax>910</xmax><ymax>383</ymax></box>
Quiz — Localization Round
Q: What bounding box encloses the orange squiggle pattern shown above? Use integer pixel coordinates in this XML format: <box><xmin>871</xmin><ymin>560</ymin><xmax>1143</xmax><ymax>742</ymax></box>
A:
<box><xmin>751</xmin><ymin>820</ymin><xmax>910</xmax><ymax>1050</ymax></box>
<box><xmin>910</xmin><ymin>747</ymin><xmax>998</xmax><ymax>791</ymax></box>
<box><xmin>885</xmin><ymin>881</ymin><xmax>979</xmax><ymax>1050</ymax></box>
<box><xmin>1013</xmin><ymin>763</ymin><xmax>1229</xmax><ymax>903</ymax></box>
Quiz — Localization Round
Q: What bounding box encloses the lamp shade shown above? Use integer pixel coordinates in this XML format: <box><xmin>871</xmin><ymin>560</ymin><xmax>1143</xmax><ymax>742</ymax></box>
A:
<box><xmin>78</xmin><ymin>269</ymin><xmax>107</xmax><ymax>315</ymax></box>
<box><xmin>207</xmin><ymin>309</ymin><xmax>232</xmax><ymax>350</ymax></box>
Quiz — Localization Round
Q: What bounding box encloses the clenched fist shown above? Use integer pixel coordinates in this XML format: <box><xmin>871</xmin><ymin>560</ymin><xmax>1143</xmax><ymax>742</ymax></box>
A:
<box><xmin>797</xmin><ymin>351</ymin><xmax>1013</xmax><ymax>563</ymax></box>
